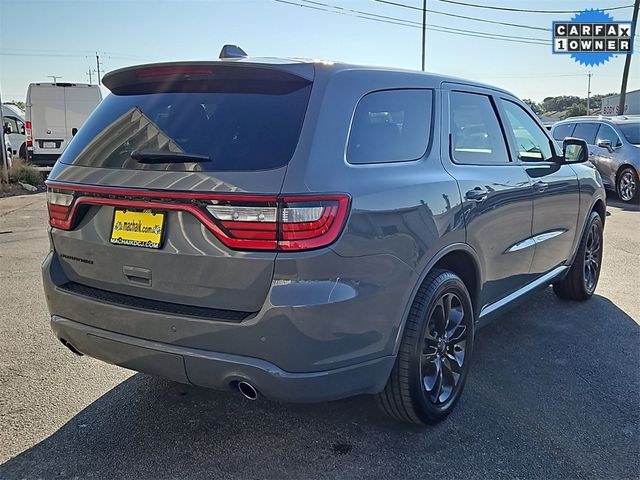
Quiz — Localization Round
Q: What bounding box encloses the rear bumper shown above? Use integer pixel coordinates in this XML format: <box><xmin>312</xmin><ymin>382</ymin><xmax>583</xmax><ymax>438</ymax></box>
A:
<box><xmin>51</xmin><ymin>315</ymin><xmax>395</xmax><ymax>402</ymax></box>
<box><xmin>42</xmin><ymin>245</ymin><xmax>416</xmax><ymax>401</ymax></box>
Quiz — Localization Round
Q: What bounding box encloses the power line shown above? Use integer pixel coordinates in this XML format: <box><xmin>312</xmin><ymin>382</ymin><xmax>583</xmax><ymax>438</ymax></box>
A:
<box><xmin>433</xmin><ymin>0</ymin><xmax>634</xmax><ymax>14</ymax></box>
<box><xmin>0</xmin><ymin>49</ymin><xmax>152</xmax><ymax>61</ymax></box>
<box><xmin>272</xmin><ymin>0</ymin><xmax>550</xmax><ymax>45</ymax></box>
<box><xmin>302</xmin><ymin>0</ymin><xmax>548</xmax><ymax>41</ymax></box>
<box><xmin>371</xmin><ymin>0</ymin><xmax>551</xmax><ymax>31</ymax></box>
<box><xmin>0</xmin><ymin>52</ymin><xmax>88</xmax><ymax>58</ymax></box>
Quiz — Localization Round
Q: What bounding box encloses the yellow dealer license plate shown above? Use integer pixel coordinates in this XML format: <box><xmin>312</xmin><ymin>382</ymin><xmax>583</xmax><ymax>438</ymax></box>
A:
<box><xmin>110</xmin><ymin>209</ymin><xmax>165</xmax><ymax>249</ymax></box>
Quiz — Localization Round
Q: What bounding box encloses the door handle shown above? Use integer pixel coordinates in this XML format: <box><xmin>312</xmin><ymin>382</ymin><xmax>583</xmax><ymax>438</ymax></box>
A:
<box><xmin>465</xmin><ymin>187</ymin><xmax>489</xmax><ymax>202</ymax></box>
<box><xmin>533</xmin><ymin>181</ymin><xmax>548</xmax><ymax>193</ymax></box>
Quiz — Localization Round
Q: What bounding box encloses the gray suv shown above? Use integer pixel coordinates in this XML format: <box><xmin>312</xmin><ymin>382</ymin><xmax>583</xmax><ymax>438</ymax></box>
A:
<box><xmin>552</xmin><ymin>116</ymin><xmax>640</xmax><ymax>202</ymax></box>
<box><xmin>42</xmin><ymin>55</ymin><xmax>606</xmax><ymax>425</ymax></box>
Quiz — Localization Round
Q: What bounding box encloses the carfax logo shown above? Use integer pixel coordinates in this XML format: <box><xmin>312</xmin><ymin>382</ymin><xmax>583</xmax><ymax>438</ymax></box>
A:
<box><xmin>553</xmin><ymin>9</ymin><xmax>634</xmax><ymax>66</ymax></box>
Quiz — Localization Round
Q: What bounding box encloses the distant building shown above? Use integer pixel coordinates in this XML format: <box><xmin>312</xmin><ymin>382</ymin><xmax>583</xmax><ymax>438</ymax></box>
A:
<box><xmin>601</xmin><ymin>89</ymin><xmax>640</xmax><ymax>115</ymax></box>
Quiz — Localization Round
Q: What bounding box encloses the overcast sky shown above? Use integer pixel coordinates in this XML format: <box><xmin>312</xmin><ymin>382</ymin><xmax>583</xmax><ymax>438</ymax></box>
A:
<box><xmin>1</xmin><ymin>0</ymin><xmax>638</xmax><ymax>103</ymax></box>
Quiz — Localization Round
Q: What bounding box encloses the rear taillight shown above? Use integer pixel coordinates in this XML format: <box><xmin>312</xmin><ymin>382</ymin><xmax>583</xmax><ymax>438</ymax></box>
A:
<box><xmin>279</xmin><ymin>196</ymin><xmax>349</xmax><ymax>251</ymax></box>
<box><xmin>46</xmin><ymin>184</ymin><xmax>350</xmax><ymax>252</ymax></box>
<box><xmin>206</xmin><ymin>201</ymin><xmax>279</xmax><ymax>250</ymax></box>
<box><xmin>25</xmin><ymin>121</ymin><xmax>32</xmax><ymax>148</ymax></box>
<box><xmin>206</xmin><ymin>195</ymin><xmax>349</xmax><ymax>251</ymax></box>
<box><xmin>46</xmin><ymin>189</ymin><xmax>74</xmax><ymax>229</ymax></box>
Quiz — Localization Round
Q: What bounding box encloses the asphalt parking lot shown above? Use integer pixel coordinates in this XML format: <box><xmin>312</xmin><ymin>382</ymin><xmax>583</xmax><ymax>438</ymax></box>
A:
<box><xmin>0</xmin><ymin>192</ymin><xmax>638</xmax><ymax>479</ymax></box>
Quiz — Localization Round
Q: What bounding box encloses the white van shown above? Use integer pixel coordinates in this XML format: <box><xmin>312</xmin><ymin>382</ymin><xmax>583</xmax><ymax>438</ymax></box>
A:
<box><xmin>25</xmin><ymin>83</ymin><xmax>102</xmax><ymax>166</ymax></box>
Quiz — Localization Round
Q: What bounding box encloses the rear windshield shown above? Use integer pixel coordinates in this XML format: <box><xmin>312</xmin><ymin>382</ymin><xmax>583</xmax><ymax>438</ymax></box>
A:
<box><xmin>59</xmin><ymin>84</ymin><xmax>311</xmax><ymax>171</ymax></box>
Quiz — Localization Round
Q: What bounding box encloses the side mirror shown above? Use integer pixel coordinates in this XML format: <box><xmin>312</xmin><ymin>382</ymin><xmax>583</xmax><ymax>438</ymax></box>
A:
<box><xmin>562</xmin><ymin>137</ymin><xmax>589</xmax><ymax>163</ymax></box>
<box><xmin>597</xmin><ymin>139</ymin><xmax>613</xmax><ymax>152</ymax></box>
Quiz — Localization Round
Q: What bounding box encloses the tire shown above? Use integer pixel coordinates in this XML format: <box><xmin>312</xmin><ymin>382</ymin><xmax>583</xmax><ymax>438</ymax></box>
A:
<box><xmin>553</xmin><ymin>211</ymin><xmax>603</xmax><ymax>301</ymax></box>
<box><xmin>19</xmin><ymin>143</ymin><xmax>26</xmax><ymax>161</ymax></box>
<box><xmin>616</xmin><ymin>166</ymin><xmax>639</xmax><ymax>203</ymax></box>
<box><xmin>377</xmin><ymin>269</ymin><xmax>474</xmax><ymax>425</ymax></box>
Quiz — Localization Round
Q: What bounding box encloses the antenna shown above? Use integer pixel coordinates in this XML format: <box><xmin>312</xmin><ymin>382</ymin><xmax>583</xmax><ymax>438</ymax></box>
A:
<box><xmin>219</xmin><ymin>44</ymin><xmax>248</xmax><ymax>59</ymax></box>
<box><xmin>47</xmin><ymin>75</ymin><xmax>62</xmax><ymax>84</ymax></box>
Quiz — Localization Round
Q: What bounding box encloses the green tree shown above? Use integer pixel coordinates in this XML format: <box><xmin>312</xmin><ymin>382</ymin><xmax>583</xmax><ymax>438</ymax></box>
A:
<box><xmin>523</xmin><ymin>99</ymin><xmax>542</xmax><ymax>114</ymax></box>
<box><xmin>8</xmin><ymin>100</ymin><xmax>25</xmax><ymax>111</ymax></box>
<box><xmin>564</xmin><ymin>102</ymin><xmax>587</xmax><ymax>118</ymax></box>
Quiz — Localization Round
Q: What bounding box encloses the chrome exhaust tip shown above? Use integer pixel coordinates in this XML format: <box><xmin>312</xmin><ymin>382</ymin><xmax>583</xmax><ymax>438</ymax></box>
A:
<box><xmin>237</xmin><ymin>381</ymin><xmax>258</xmax><ymax>401</ymax></box>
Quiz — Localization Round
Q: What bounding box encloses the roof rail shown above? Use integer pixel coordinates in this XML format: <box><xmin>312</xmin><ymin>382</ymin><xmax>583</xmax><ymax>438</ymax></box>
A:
<box><xmin>219</xmin><ymin>45</ymin><xmax>247</xmax><ymax>60</ymax></box>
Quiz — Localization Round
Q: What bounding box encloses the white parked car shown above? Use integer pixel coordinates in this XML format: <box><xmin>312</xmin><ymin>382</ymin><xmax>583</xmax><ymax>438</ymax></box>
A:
<box><xmin>25</xmin><ymin>83</ymin><xmax>102</xmax><ymax>166</ymax></box>
<box><xmin>2</xmin><ymin>103</ymin><xmax>27</xmax><ymax>160</ymax></box>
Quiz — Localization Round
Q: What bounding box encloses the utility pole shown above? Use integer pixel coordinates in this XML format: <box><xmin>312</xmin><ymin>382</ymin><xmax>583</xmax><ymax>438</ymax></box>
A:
<box><xmin>47</xmin><ymin>75</ymin><xmax>62</xmax><ymax>84</ymax></box>
<box><xmin>618</xmin><ymin>0</ymin><xmax>639</xmax><ymax>115</ymax></box>
<box><xmin>95</xmin><ymin>52</ymin><xmax>102</xmax><ymax>85</ymax></box>
<box><xmin>586</xmin><ymin>71</ymin><xmax>592</xmax><ymax>114</ymax></box>
<box><xmin>87</xmin><ymin>68</ymin><xmax>93</xmax><ymax>85</ymax></box>
<box><xmin>421</xmin><ymin>0</ymin><xmax>427</xmax><ymax>71</ymax></box>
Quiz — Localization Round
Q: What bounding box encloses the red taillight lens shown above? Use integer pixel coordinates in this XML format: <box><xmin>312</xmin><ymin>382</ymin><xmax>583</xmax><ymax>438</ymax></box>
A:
<box><xmin>46</xmin><ymin>189</ymin><xmax>75</xmax><ymax>229</ymax></box>
<box><xmin>279</xmin><ymin>196</ymin><xmax>350</xmax><ymax>251</ymax></box>
<box><xmin>207</xmin><ymin>203</ymin><xmax>279</xmax><ymax>250</ymax></box>
<box><xmin>207</xmin><ymin>195</ymin><xmax>350</xmax><ymax>251</ymax></box>
<box><xmin>25</xmin><ymin>121</ymin><xmax>32</xmax><ymax>147</ymax></box>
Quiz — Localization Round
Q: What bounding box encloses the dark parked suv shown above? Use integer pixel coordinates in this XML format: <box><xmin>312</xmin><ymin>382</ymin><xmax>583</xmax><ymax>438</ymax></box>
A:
<box><xmin>43</xmin><ymin>54</ymin><xmax>606</xmax><ymax>425</ymax></box>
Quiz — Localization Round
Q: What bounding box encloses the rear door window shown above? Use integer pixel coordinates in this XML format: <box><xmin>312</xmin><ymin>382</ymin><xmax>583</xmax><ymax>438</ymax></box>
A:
<box><xmin>596</xmin><ymin>124</ymin><xmax>622</xmax><ymax>147</ymax></box>
<box><xmin>552</xmin><ymin>123</ymin><xmax>575</xmax><ymax>141</ymax></box>
<box><xmin>572</xmin><ymin>122</ymin><xmax>599</xmax><ymax>145</ymax></box>
<box><xmin>347</xmin><ymin>89</ymin><xmax>432</xmax><ymax>164</ymax></box>
<box><xmin>449</xmin><ymin>91</ymin><xmax>510</xmax><ymax>164</ymax></box>
<box><xmin>60</xmin><ymin>84</ymin><xmax>312</xmax><ymax>171</ymax></box>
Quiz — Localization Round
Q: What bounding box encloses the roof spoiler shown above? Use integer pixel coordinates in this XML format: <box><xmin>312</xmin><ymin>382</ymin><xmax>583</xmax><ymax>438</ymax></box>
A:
<box><xmin>219</xmin><ymin>44</ymin><xmax>247</xmax><ymax>60</ymax></box>
<box><xmin>102</xmin><ymin>61</ymin><xmax>313</xmax><ymax>95</ymax></box>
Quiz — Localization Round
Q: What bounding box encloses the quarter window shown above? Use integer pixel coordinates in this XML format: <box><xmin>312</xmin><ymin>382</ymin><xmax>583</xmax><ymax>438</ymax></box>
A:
<box><xmin>552</xmin><ymin>123</ymin><xmax>575</xmax><ymax>141</ymax></box>
<box><xmin>347</xmin><ymin>89</ymin><xmax>433</xmax><ymax>164</ymax></box>
<box><xmin>596</xmin><ymin>124</ymin><xmax>622</xmax><ymax>147</ymax></box>
<box><xmin>572</xmin><ymin>123</ymin><xmax>599</xmax><ymax>145</ymax></box>
<box><xmin>449</xmin><ymin>92</ymin><xmax>510</xmax><ymax>164</ymax></box>
<box><xmin>618</xmin><ymin>123</ymin><xmax>640</xmax><ymax>144</ymax></box>
<box><xmin>500</xmin><ymin>99</ymin><xmax>554</xmax><ymax>161</ymax></box>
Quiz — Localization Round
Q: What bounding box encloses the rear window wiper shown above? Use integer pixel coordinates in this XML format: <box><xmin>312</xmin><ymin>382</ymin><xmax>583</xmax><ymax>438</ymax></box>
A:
<box><xmin>130</xmin><ymin>150</ymin><xmax>211</xmax><ymax>164</ymax></box>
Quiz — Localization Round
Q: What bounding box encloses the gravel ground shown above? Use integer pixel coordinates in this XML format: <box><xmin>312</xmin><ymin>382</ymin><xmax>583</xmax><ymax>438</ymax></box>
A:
<box><xmin>0</xmin><ymin>193</ymin><xmax>638</xmax><ymax>479</ymax></box>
